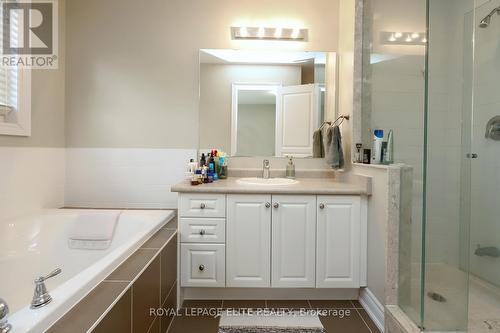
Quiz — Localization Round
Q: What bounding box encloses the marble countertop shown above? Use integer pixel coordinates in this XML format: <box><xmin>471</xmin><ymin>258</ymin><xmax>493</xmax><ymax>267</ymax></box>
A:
<box><xmin>171</xmin><ymin>177</ymin><xmax>370</xmax><ymax>195</ymax></box>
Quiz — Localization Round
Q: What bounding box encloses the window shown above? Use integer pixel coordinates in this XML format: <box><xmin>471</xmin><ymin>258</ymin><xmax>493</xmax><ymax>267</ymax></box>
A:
<box><xmin>0</xmin><ymin>4</ymin><xmax>31</xmax><ymax>136</ymax></box>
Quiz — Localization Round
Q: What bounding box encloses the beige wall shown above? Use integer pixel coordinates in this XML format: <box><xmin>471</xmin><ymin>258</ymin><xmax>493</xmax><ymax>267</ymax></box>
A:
<box><xmin>0</xmin><ymin>0</ymin><xmax>66</xmax><ymax>147</ymax></box>
<box><xmin>65</xmin><ymin>0</ymin><xmax>339</xmax><ymax>148</ymax></box>
<box><xmin>199</xmin><ymin>63</ymin><xmax>301</xmax><ymax>152</ymax></box>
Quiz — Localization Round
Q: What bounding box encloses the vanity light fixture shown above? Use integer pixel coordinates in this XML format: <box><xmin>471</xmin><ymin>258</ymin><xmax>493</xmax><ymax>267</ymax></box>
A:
<box><xmin>231</xmin><ymin>26</ymin><xmax>308</xmax><ymax>41</ymax></box>
<box><xmin>381</xmin><ymin>31</ymin><xmax>426</xmax><ymax>45</ymax></box>
<box><xmin>239</xmin><ymin>26</ymin><xmax>248</xmax><ymax>38</ymax></box>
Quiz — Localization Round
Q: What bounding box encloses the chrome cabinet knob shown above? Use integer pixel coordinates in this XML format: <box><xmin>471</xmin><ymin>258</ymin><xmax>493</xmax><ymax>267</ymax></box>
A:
<box><xmin>265</xmin><ymin>202</ymin><xmax>271</xmax><ymax>208</ymax></box>
<box><xmin>319</xmin><ymin>203</ymin><xmax>325</xmax><ymax>209</ymax></box>
<box><xmin>273</xmin><ymin>203</ymin><xmax>279</xmax><ymax>208</ymax></box>
<box><xmin>200</xmin><ymin>203</ymin><xmax>206</xmax><ymax>209</ymax></box>
<box><xmin>199</xmin><ymin>264</ymin><xmax>205</xmax><ymax>271</ymax></box>
<box><xmin>199</xmin><ymin>229</ymin><xmax>206</xmax><ymax>236</ymax></box>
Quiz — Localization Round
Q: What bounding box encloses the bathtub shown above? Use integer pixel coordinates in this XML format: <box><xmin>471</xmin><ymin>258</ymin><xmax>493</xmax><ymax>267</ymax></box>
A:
<box><xmin>0</xmin><ymin>209</ymin><xmax>175</xmax><ymax>333</ymax></box>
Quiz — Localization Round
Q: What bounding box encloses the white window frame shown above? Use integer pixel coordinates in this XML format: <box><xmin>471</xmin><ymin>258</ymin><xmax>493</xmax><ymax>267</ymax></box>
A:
<box><xmin>0</xmin><ymin>69</ymin><xmax>31</xmax><ymax>136</ymax></box>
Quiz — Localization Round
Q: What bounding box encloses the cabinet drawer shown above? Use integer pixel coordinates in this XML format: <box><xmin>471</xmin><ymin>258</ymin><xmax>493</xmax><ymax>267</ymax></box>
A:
<box><xmin>180</xmin><ymin>244</ymin><xmax>225</xmax><ymax>287</ymax></box>
<box><xmin>179</xmin><ymin>193</ymin><xmax>226</xmax><ymax>218</ymax></box>
<box><xmin>180</xmin><ymin>218</ymin><xmax>225</xmax><ymax>243</ymax></box>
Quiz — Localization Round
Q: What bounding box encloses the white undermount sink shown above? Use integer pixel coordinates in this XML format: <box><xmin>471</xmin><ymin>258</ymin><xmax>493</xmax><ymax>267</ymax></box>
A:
<box><xmin>236</xmin><ymin>177</ymin><xmax>299</xmax><ymax>186</ymax></box>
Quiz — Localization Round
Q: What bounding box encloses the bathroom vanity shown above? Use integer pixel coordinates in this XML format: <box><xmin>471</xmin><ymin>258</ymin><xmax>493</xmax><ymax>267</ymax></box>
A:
<box><xmin>172</xmin><ymin>176</ymin><xmax>370</xmax><ymax>301</ymax></box>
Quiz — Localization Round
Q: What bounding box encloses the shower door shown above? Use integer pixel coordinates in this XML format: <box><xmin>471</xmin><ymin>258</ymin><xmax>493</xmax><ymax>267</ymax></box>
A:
<box><xmin>466</xmin><ymin>0</ymin><xmax>500</xmax><ymax>330</ymax></box>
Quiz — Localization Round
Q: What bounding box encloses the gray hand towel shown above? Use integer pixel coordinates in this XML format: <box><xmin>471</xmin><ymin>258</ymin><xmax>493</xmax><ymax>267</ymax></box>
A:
<box><xmin>313</xmin><ymin>129</ymin><xmax>324</xmax><ymax>158</ymax></box>
<box><xmin>324</xmin><ymin>125</ymin><xmax>344</xmax><ymax>169</ymax></box>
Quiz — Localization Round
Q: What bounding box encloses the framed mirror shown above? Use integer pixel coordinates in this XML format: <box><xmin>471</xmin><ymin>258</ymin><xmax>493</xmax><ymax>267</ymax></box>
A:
<box><xmin>199</xmin><ymin>49</ymin><xmax>337</xmax><ymax>158</ymax></box>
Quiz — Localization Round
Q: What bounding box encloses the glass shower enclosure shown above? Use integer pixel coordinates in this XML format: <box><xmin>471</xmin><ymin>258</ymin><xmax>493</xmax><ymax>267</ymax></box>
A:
<box><xmin>363</xmin><ymin>0</ymin><xmax>500</xmax><ymax>331</ymax></box>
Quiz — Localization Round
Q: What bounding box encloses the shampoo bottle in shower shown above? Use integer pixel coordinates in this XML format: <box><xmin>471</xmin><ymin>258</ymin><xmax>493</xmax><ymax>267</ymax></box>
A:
<box><xmin>372</xmin><ymin>129</ymin><xmax>384</xmax><ymax>164</ymax></box>
<box><xmin>383</xmin><ymin>130</ymin><xmax>394</xmax><ymax>164</ymax></box>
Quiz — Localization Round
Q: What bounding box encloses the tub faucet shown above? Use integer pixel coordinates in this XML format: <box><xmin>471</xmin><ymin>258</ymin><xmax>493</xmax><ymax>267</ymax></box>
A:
<box><xmin>31</xmin><ymin>268</ymin><xmax>62</xmax><ymax>309</ymax></box>
<box><xmin>263</xmin><ymin>159</ymin><xmax>270</xmax><ymax>179</ymax></box>
<box><xmin>0</xmin><ymin>298</ymin><xmax>12</xmax><ymax>333</ymax></box>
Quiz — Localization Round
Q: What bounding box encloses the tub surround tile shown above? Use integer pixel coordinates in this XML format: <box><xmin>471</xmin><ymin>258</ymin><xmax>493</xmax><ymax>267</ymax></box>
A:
<box><xmin>164</xmin><ymin>216</ymin><xmax>178</xmax><ymax>230</ymax></box>
<box><xmin>160</xmin><ymin>283</ymin><xmax>177</xmax><ymax>333</ymax></box>
<box><xmin>161</xmin><ymin>234</ymin><xmax>177</xmax><ymax>303</ymax></box>
<box><xmin>93</xmin><ymin>288</ymin><xmax>132</xmax><ymax>333</ymax></box>
<box><xmin>133</xmin><ymin>256</ymin><xmax>161</xmax><ymax>333</ymax></box>
<box><xmin>148</xmin><ymin>317</ymin><xmax>161</xmax><ymax>333</ymax></box>
<box><xmin>141</xmin><ymin>228</ymin><xmax>176</xmax><ymax>249</ymax></box>
<box><xmin>46</xmin><ymin>281</ymin><xmax>128</xmax><ymax>333</ymax></box>
<box><xmin>106</xmin><ymin>248</ymin><xmax>157</xmax><ymax>281</ymax></box>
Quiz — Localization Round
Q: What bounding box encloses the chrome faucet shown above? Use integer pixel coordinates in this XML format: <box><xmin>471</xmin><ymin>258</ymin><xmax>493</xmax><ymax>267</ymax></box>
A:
<box><xmin>0</xmin><ymin>299</ymin><xmax>12</xmax><ymax>333</ymax></box>
<box><xmin>31</xmin><ymin>268</ymin><xmax>62</xmax><ymax>309</ymax></box>
<box><xmin>262</xmin><ymin>159</ymin><xmax>270</xmax><ymax>179</ymax></box>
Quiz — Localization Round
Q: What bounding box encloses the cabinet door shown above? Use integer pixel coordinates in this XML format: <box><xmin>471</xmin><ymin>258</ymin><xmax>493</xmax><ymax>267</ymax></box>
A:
<box><xmin>271</xmin><ymin>195</ymin><xmax>316</xmax><ymax>287</ymax></box>
<box><xmin>317</xmin><ymin>196</ymin><xmax>361</xmax><ymax>288</ymax></box>
<box><xmin>227</xmin><ymin>194</ymin><xmax>271</xmax><ymax>287</ymax></box>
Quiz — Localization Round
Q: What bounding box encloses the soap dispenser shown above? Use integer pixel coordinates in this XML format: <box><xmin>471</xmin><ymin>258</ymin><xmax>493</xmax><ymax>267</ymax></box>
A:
<box><xmin>286</xmin><ymin>156</ymin><xmax>296</xmax><ymax>179</ymax></box>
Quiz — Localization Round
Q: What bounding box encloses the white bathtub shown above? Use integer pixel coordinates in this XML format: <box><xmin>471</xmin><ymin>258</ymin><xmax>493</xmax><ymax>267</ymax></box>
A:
<box><xmin>0</xmin><ymin>209</ymin><xmax>175</xmax><ymax>333</ymax></box>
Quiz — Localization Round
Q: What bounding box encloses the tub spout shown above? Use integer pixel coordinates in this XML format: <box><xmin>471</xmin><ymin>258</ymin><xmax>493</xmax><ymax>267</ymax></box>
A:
<box><xmin>30</xmin><ymin>268</ymin><xmax>62</xmax><ymax>309</ymax></box>
<box><xmin>475</xmin><ymin>245</ymin><xmax>500</xmax><ymax>258</ymax></box>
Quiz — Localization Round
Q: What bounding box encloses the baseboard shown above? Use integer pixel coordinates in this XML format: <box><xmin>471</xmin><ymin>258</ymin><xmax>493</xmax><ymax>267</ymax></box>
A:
<box><xmin>359</xmin><ymin>288</ymin><xmax>384</xmax><ymax>332</ymax></box>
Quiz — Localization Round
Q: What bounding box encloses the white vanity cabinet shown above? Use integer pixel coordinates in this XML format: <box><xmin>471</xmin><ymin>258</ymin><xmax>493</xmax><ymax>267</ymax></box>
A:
<box><xmin>178</xmin><ymin>191</ymin><xmax>367</xmax><ymax>290</ymax></box>
<box><xmin>316</xmin><ymin>195</ymin><xmax>363</xmax><ymax>288</ymax></box>
<box><xmin>271</xmin><ymin>195</ymin><xmax>316</xmax><ymax>287</ymax></box>
<box><xmin>226</xmin><ymin>194</ymin><xmax>271</xmax><ymax>287</ymax></box>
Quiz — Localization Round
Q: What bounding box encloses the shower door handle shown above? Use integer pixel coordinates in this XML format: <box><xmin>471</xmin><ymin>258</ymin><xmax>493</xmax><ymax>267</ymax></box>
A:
<box><xmin>466</xmin><ymin>153</ymin><xmax>478</xmax><ymax>159</ymax></box>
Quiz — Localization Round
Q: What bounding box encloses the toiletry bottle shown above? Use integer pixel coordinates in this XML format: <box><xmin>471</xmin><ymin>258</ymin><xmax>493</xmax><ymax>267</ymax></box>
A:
<box><xmin>286</xmin><ymin>156</ymin><xmax>296</xmax><ymax>179</ymax></box>
<box><xmin>372</xmin><ymin>129</ymin><xmax>384</xmax><ymax>164</ymax></box>
<box><xmin>363</xmin><ymin>149</ymin><xmax>371</xmax><ymax>164</ymax></box>
<box><xmin>384</xmin><ymin>130</ymin><xmax>394</xmax><ymax>164</ymax></box>
<box><xmin>355</xmin><ymin>143</ymin><xmax>362</xmax><ymax>163</ymax></box>
<box><xmin>219</xmin><ymin>156</ymin><xmax>228</xmax><ymax>179</ymax></box>
<box><xmin>200</xmin><ymin>153</ymin><xmax>206</xmax><ymax>167</ymax></box>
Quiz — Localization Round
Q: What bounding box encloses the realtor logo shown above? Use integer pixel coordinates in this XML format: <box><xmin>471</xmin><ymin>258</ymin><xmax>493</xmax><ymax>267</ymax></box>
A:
<box><xmin>1</xmin><ymin>0</ymin><xmax>58</xmax><ymax>68</ymax></box>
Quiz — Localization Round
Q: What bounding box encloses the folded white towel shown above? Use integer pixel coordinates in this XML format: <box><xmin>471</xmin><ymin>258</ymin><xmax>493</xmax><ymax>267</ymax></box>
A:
<box><xmin>68</xmin><ymin>212</ymin><xmax>121</xmax><ymax>250</ymax></box>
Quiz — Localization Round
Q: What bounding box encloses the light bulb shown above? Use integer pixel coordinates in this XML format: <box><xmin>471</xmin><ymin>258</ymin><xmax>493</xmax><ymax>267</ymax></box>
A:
<box><xmin>257</xmin><ymin>27</ymin><xmax>265</xmax><ymax>38</ymax></box>
<box><xmin>394</xmin><ymin>32</ymin><xmax>403</xmax><ymax>38</ymax></box>
<box><xmin>388</xmin><ymin>34</ymin><xmax>396</xmax><ymax>42</ymax></box>
<box><xmin>411</xmin><ymin>32</ymin><xmax>420</xmax><ymax>39</ymax></box>
<box><xmin>405</xmin><ymin>34</ymin><xmax>413</xmax><ymax>42</ymax></box>
<box><xmin>274</xmin><ymin>27</ymin><xmax>282</xmax><ymax>38</ymax></box>
<box><xmin>239</xmin><ymin>27</ymin><xmax>248</xmax><ymax>38</ymax></box>
<box><xmin>421</xmin><ymin>37</ymin><xmax>427</xmax><ymax>43</ymax></box>
<box><xmin>291</xmin><ymin>28</ymin><xmax>300</xmax><ymax>39</ymax></box>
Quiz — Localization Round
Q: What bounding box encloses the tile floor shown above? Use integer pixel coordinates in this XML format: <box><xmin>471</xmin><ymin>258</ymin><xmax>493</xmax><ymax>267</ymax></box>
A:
<box><xmin>166</xmin><ymin>300</ymin><xmax>380</xmax><ymax>333</ymax></box>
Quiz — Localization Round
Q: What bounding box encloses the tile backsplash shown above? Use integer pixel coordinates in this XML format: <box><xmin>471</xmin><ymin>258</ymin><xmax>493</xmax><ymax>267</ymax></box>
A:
<box><xmin>65</xmin><ymin>148</ymin><xmax>196</xmax><ymax>209</ymax></box>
